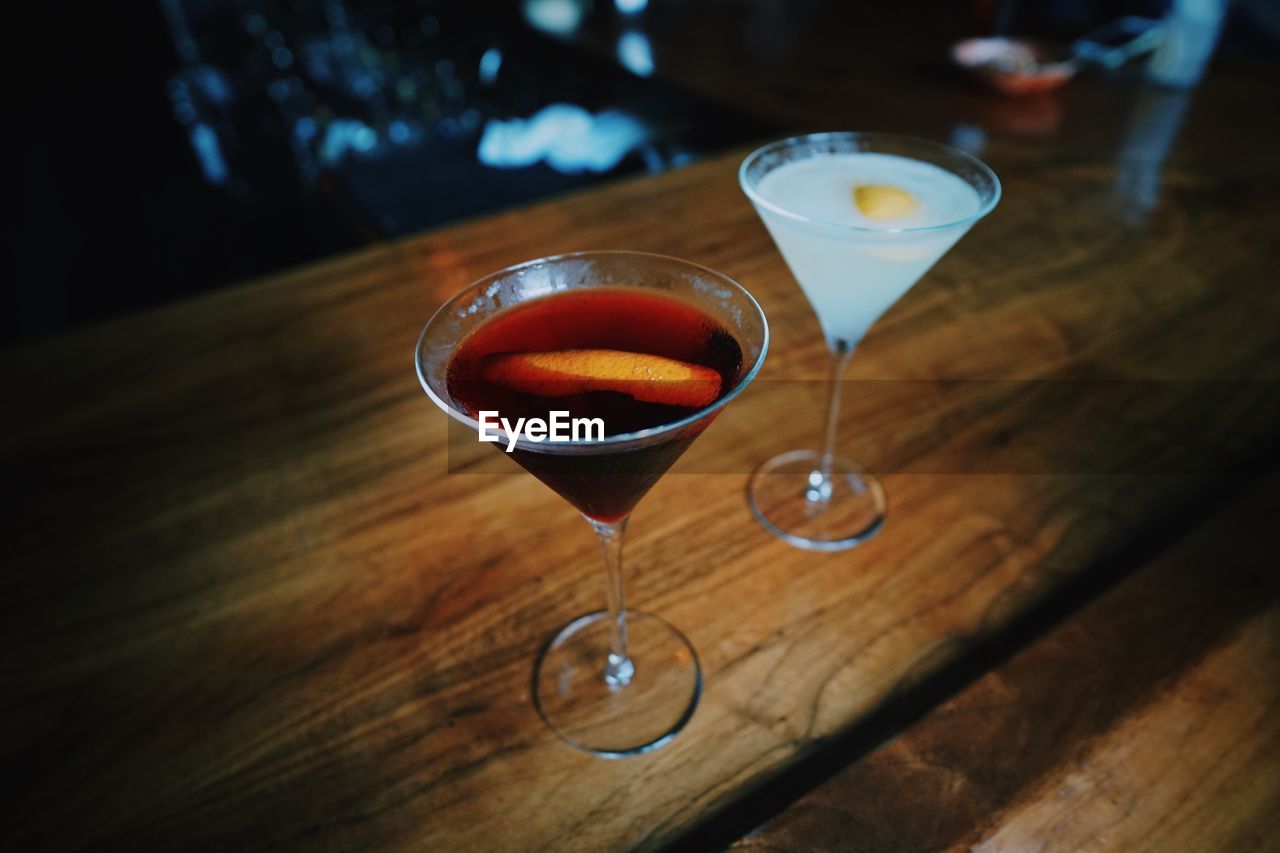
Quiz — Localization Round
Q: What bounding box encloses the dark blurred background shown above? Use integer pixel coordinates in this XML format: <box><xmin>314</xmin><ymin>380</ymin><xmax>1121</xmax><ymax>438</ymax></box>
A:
<box><xmin>9</xmin><ymin>0</ymin><xmax>1278</xmax><ymax>347</ymax></box>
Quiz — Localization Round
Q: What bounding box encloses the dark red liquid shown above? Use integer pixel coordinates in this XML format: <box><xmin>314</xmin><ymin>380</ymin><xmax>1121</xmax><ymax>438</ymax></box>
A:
<box><xmin>447</xmin><ymin>288</ymin><xmax>745</xmax><ymax>522</ymax></box>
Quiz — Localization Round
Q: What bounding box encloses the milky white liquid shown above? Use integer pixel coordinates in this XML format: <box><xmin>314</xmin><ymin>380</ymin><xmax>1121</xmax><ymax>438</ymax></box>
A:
<box><xmin>753</xmin><ymin>152</ymin><xmax>982</xmax><ymax>346</ymax></box>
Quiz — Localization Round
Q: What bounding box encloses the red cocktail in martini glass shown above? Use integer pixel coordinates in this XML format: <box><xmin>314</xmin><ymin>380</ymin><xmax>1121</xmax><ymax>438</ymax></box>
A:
<box><xmin>415</xmin><ymin>251</ymin><xmax>769</xmax><ymax>756</ymax></box>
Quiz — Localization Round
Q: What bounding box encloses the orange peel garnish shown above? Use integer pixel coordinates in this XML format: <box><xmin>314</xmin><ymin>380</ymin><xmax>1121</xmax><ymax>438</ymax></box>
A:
<box><xmin>482</xmin><ymin>349</ymin><xmax>722</xmax><ymax>408</ymax></box>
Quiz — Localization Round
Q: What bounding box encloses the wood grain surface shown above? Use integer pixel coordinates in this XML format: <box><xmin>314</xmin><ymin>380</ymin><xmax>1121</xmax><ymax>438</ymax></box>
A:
<box><xmin>3</xmin><ymin>56</ymin><xmax>1280</xmax><ymax>851</ymax></box>
<box><xmin>728</xmin><ymin>473</ymin><xmax>1280</xmax><ymax>852</ymax></box>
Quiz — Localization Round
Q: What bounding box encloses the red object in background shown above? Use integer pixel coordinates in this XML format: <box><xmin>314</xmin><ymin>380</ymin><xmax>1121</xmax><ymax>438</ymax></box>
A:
<box><xmin>951</xmin><ymin>37</ymin><xmax>1079</xmax><ymax>96</ymax></box>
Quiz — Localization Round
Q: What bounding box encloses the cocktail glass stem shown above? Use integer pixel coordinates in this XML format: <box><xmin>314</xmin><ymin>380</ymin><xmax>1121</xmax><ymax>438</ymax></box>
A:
<box><xmin>810</xmin><ymin>337</ymin><xmax>856</xmax><ymax>504</ymax></box>
<box><xmin>590</xmin><ymin>516</ymin><xmax>635</xmax><ymax>688</ymax></box>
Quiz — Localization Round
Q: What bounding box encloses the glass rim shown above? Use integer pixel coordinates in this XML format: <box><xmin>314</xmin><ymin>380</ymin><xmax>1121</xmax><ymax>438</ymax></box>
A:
<box><xmin>738</xmin><ymin>131</ymin><xmax>1002</xmax><ymax>235</ymax></box>
<box><xmin>414</xmin><ymin>250</ymin><xmax>770</xmax><ymax>455</ymax></box>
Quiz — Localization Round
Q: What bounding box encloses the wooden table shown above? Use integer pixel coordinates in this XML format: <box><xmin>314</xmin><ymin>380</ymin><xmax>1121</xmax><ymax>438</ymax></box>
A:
<box><xmin>4</xmin><ymin>37</ymin><xmax>1280</xmax><ymax>852</ymax></box>
<box><xmin>726</xmin><ymin>472</ymin><xmax>1280</xmax><ymax>852</ymax></box>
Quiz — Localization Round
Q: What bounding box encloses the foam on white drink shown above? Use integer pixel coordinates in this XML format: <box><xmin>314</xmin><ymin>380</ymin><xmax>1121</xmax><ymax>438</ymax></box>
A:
<box><xmin>751</xmin><ymin>152</ymin><xmax>982</xmax><ymax>346</ymax></box>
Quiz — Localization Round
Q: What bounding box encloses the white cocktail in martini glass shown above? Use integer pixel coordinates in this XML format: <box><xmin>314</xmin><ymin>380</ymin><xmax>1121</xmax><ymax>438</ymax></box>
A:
<box><xmin>740</xmin><ymin>132</ymin><xmax>1000</xmax><ymax>550</ymax></box>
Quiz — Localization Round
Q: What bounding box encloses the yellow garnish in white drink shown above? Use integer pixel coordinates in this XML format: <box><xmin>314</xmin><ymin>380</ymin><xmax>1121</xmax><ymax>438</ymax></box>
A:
<box><xmin>853</xmin><ymin>184</ymin><xmax>919</xmax><ymax>220</ymax></box>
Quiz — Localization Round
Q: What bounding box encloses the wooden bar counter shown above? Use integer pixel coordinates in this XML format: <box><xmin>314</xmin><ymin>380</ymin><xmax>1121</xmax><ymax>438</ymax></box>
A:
<box><xmin>728</xmin><ymin>472</ymin><xmax>1280</xmax><ymax>852</ymax></box>
<box><xmin>4</xmin><ymin>48</ymin><xmax>1279</xmax><ymax>852</ymax></box>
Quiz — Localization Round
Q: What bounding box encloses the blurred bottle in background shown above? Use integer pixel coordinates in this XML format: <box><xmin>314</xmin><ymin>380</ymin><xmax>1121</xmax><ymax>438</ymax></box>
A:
<box><xmin>1147</xmin><ymin>0</ymin><xmax>1228</xmax><ymax>86</ymax></box>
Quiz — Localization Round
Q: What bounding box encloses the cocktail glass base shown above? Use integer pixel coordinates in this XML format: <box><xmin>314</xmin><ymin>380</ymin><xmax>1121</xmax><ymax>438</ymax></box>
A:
<box><xmin>533</xmin><ymin>610</ymin><xmax>701</xmax><ymax>758</ymax></box>
<box><xmin>748</xmin><ymin>449</ymin><xmax>886</xmax><ymax>551</ymax></box>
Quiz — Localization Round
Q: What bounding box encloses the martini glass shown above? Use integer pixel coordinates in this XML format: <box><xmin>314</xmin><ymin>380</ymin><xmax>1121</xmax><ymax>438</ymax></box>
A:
<box><xmin>415</xmin><ymin>251</ymin><xmax>768</xmax><ymax>757</ymax></box>
<box><xmin>740</xmin><ymin>132</ymin><xmax>1000</xmax><ymax>551</ymax></box>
